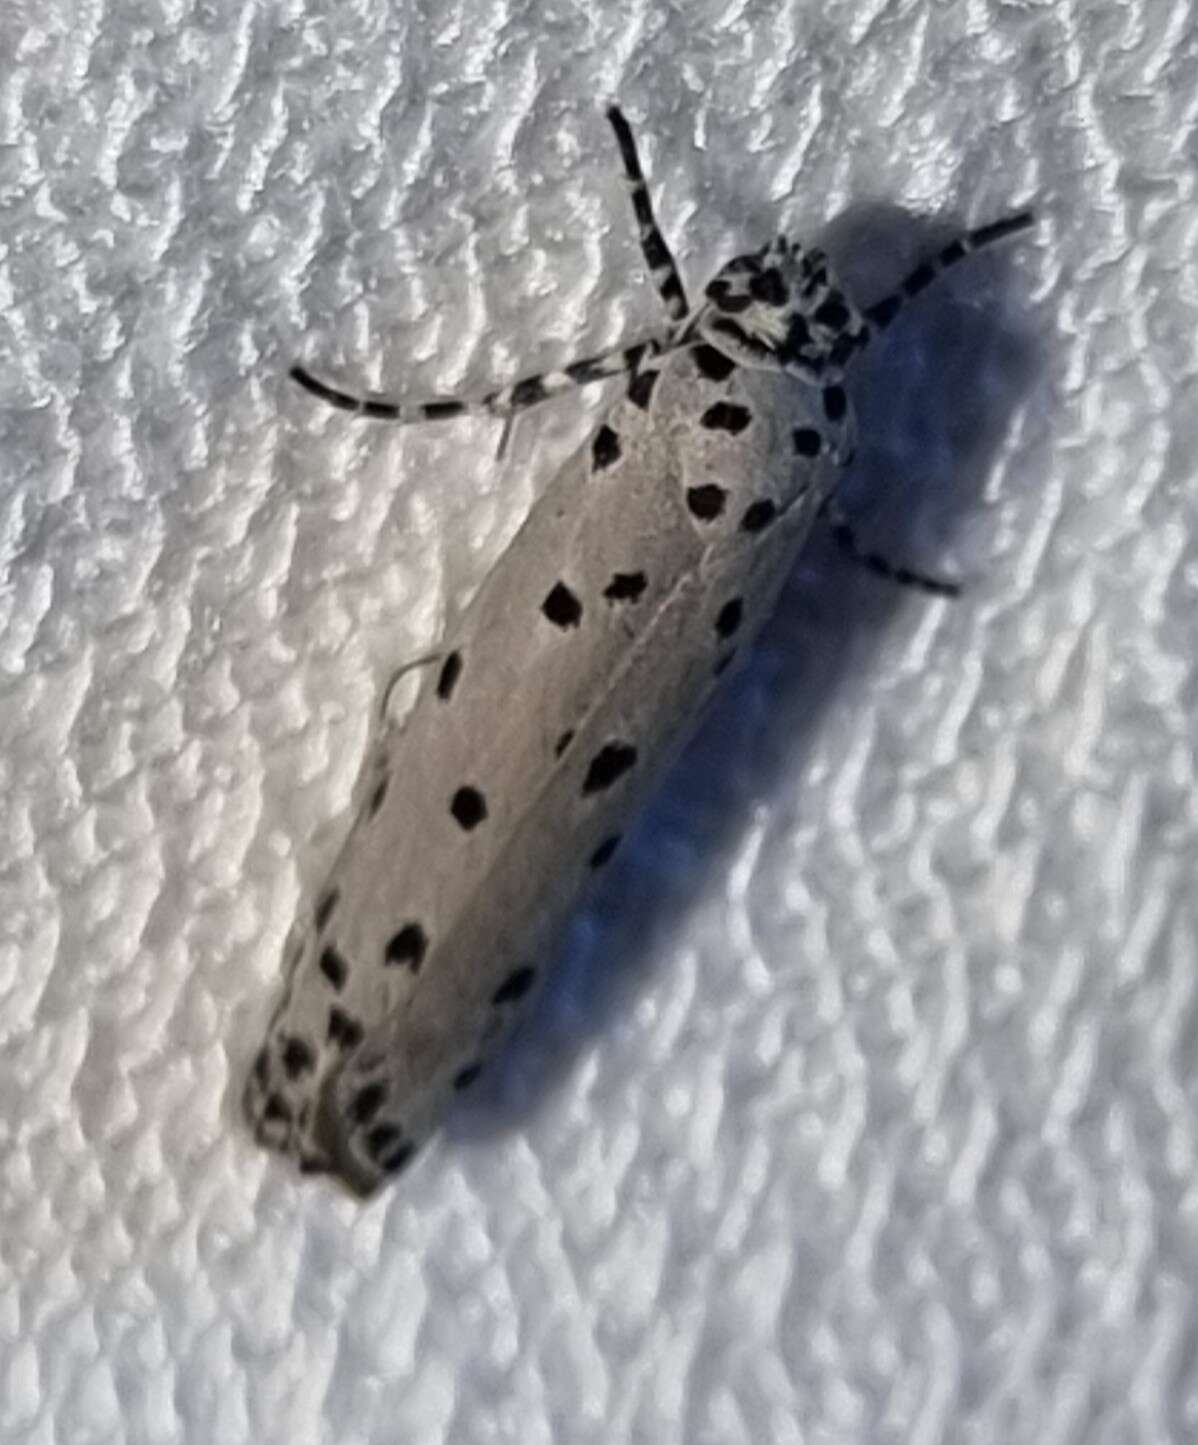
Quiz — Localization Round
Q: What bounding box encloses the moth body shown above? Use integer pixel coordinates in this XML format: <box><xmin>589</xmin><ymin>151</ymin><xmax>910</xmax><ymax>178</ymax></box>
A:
<box><xmin>245</xmin><ymin>107</ymin><xmax>1034</xmax><ymax>1194</ymax></box>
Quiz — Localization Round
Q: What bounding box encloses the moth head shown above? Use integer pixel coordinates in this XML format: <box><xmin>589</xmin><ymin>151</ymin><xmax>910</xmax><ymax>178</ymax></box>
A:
<box><xmin>696</xmin><ymin>237</ymin><xmax>870</xmax><ymax>382</ymax></box>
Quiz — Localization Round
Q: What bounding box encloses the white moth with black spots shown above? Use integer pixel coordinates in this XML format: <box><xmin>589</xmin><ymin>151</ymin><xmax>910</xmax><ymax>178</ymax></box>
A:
<box><xmin>245</xmin><ymin>106</ymin><xmax>1034</xmax><ymax>1195</ymax></box>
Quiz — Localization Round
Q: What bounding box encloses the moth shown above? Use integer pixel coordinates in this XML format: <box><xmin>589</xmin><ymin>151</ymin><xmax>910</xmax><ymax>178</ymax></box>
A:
<box><xmin>245</xmin><ymin>106</ymin><xmax>1033</xmax><ymax>1195</ymax></box>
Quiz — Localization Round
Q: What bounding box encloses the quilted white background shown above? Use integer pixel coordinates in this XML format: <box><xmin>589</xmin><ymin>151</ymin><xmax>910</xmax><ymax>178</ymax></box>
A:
<box><xmin>4</xmin><ymin>0</ymin><xmax>1198</xmax><ymax>1440</ymax></box>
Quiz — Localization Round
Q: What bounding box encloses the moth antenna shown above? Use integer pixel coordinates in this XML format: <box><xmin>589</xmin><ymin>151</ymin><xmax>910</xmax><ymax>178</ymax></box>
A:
<box><xmin>860</xmin><ymin>210</ymin><xmax>1036</xmax><ymax>337</ymax></box>
<box><xmin>606</xmin><ymin>105</ymin><xmax>691</xmax><ymax>322</ymax></box>
<box><xmin>822</xmin><ymin>498</ymin><xmax>962</xmax><ymax>598</ymax></box>
<box><xmin>290</xmin><ymin>330</ymin><xmax>681</xmax><ymax>427</ymax></box>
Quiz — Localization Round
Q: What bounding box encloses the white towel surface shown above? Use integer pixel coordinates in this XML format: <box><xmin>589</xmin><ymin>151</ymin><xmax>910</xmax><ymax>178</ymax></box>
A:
<box><xmin>4</xmin><ymin>2</ymin><xmax>1197</xmax><ymax>1441</ymax></box>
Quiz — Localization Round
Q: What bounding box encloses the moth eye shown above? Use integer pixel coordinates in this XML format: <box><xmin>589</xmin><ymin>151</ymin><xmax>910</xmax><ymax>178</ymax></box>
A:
<box><xmin>748</xmin><ymin>268</ymin><xmax>786</xmax><ymax>305</ymax></box>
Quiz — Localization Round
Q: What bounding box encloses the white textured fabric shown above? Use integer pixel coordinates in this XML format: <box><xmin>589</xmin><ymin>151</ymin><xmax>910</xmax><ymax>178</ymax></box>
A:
<box><xmin>3</xmin><ymin>2</ymin><xmax>1197</xmax><ymax>1441</ymax></box>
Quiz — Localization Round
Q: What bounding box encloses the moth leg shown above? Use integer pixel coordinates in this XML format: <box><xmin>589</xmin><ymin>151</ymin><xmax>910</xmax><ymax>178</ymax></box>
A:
<box><xmin>861</xmin><ymin>211</ymin><xmax>1036</xmax><ymax>337</ymax></box>
<box><xmin>494</xmin><ymin>414</ymin><xmax>515</xmax><ymax>461</ymax></box>
<box><xmin>821</xmin><ymin>498</ymin><xmax>961</xmax><ymax>598</ymax></box>
<box><xmin>607</xmin><ymin>105</ymin><xmax>690</xmax><ymax>322</ymax></box>
<box><xmin>291</xmin><ymin>330</ymin><xmax>677</xmax><ymax>430</ymax></box>
<box><xmin>378</xmin><ymin>651</ymin><xmax>444</xmax><ymax>726</ymax></box>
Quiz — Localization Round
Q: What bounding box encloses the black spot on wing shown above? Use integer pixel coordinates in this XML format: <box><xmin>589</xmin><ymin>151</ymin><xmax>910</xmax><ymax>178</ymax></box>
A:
<box><xmin>627</xmin><ymin>366</ymin><xmax>659</xmax><ymax>410</ymax></box>
<box><xmin>792</xmin><ymin>427</ymin><xmax>822</xmax><ymax>459</ymax></box>
<box><xmin>454</xmin><ymin>1062</ymin><xmax>484</xmax><ymax>1090</ymax></box>
<box><xmin>589</xmin><ymin>834</ymin><xmax>621</xmax><ymax>869</ymax></box>
<box><xmin>319</xmin><ymin>945</ymin><xmax>348</xmax><ymax>991</ymax></box>
<box><xmin>380</xmin><ymin>1140</ymin><xmax>416</xmax><ymax>1173</ymax></box>
<box><xmin>315</xmin><ymin>890</ymin><xmax>338</xmax><ymax>931</ymax></box>
<box><xmin>740</xmin><ymin>500</ymin><xmax>778</xmax><ymax>533</ymax></box>
<box><xmin>554</xmin><ymin>729</ymin><xmax>575</xmax><ymax>757</ymax></box>
<box><xmin>327</xmin><ymin>1006</ymin><xmax>364</xmax><ymax>1050</ymax></box>
<box><xmin>385</xmin><ymin>923</ymin><xmax>428</xmax><ymax>971</ymax></box>
<box><xmin>823</xmin><ymin>385</ymin><xmax>847</xmax><ymax>422</ymax></box>
<box><xmin>582</xmin><ymin>742</ymin><xmax>637</xmax><ymax>795</ymax></box>
<box><xmin>352</xmin><ymin>1082</ymin><xmax>386</xmax><ymax>1124</ymax></box>
<box><xmin>692</xmin><ymin>345</ymin><xmax>736</xmax><ymax>382</ymax></box>
<box><xmin>700</xmin><ymin>401</ymin><xmax>752</xmax><ymax>434</ymax></box>
<box><xmin>686</xmin><ymin>484</ymin><xmax>727</xmax><ymax>521</ymax></box>
<box><xmin>603</xmin><ymin>571</ymin><xmax>647</xmax><ymax>602</ymax></box>
<box><xmin>542</xmin><ymin>581</ymin><xmax>583</xmax><ymax>629</ymax></box>
<box><xmin>264</xmin><ymin>1094</ymin><xmax>292</xmax><ymax>1124</ymax></box>
<box><xmin>715</xmin><ymin>598</ymin><xmax>743</xmax><ymax>639</ymax></box>
<box><xmin>368</xmin><ymin>776</ymin><xmax>389</xmax><ymax>818</ymax></box>
<box><xmin>366</xmin><ymin>1122</ymin><xmax>403</xmax><ymax>1161</ymax></box>
<box><xmin>282</xmin><ymin>1037</ymin><xmax>315</xmax><ymax>1079</ymax></box>
<box><xmin>492</xmin><ymin>967</ymin><xmax>536</xmax><ymax>1005</ymax></box>
<box><xmin>592</xmin><ymin>424</ymin><xmax>621</xmax><ymax>471</ymax></box>
<box><xmin>450</xmin><ymin>786</ymin><xmax>487</xmax><ymax>831</ymax></box>
<box><xmin>437</xmin><ymin>651</ymin><xmax>462</xmax><ymax>700</ymax></box>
